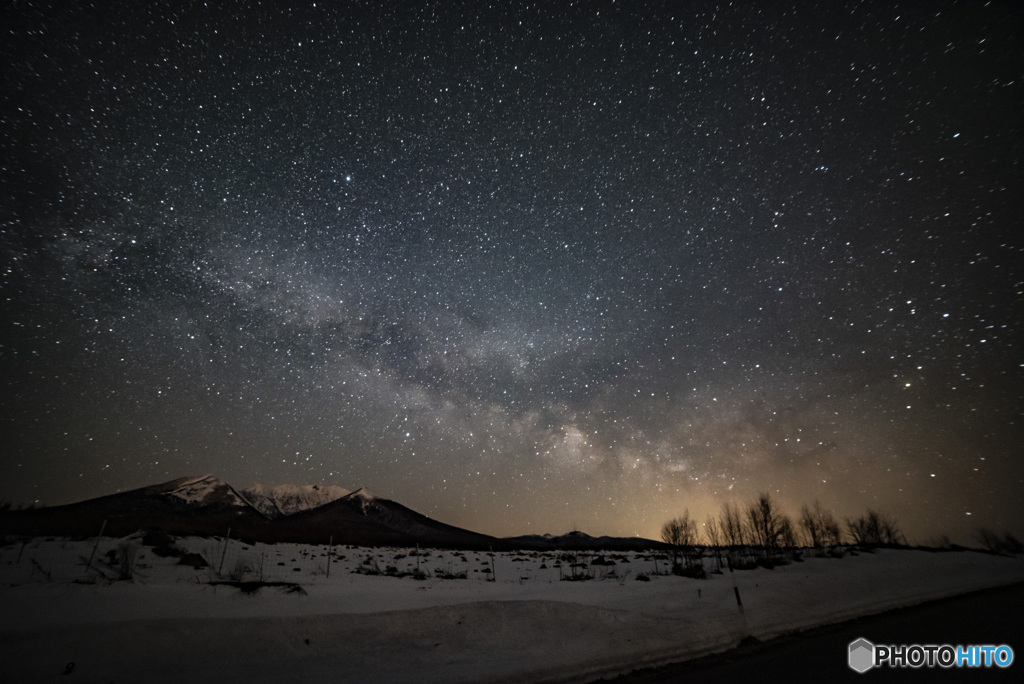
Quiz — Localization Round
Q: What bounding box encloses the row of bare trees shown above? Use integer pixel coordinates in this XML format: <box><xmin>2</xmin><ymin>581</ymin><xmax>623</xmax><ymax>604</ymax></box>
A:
<box><xmin>973</xmin><ymin>527</ymin><xmax>1023</xmax><ymax>555</ymax></box>
<box><xmin>845</xmin><ymin>508</ymin><xmax>905</xmax><ymax>545</ymax></box>
<box><xmin>662</xmin><ymin>493</ymin><xmax>905</xmax><ymax>559</ymax></box>
<box><xmin>798</xmin><ymin>500</ymin><xmax>843</xmax><ymax>547</ymax></box>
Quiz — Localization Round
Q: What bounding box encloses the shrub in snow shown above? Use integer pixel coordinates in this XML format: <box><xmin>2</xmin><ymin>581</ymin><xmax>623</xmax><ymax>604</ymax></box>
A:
<box><xmin>433</xmin><ymin>567</ymin><xmax>468</xmax><ymax>580</ymax></box>
<box><xmin>228</xmin><ymin>559</ymin><xmax>253</xmax><ymax>582</ymax></box>
<box><xmin>352</xmin><ymin>556</ymin><xmax>381</xmax><ymax>576</ymax></box>
<box><xmin>141</xmin><ymin>529</ymin><xmax>174</xmax><ymax>549</ymax></box>
<box><xmin>150</xmin><ymin>544</ymin><xmax>182</xmax><ymax>558</ymax></box>
<box><xmin>1002</xmin><ymin>534</ymin><xmax>1023</xmax><ymax>554</ymax></box>
<box><xmin>117</xmin><ymin>540</ymin><xmax>141</xmax><ymax>581</ymax></box>
<box><xmin>177</xmin><ymin>552</ymin><xmax>208</xmax><ymax>569</ymax></box>
<box><xmin>672</xmin><ymin>562</ymin><xmax>706</xmax><ymax>580</ymax></box>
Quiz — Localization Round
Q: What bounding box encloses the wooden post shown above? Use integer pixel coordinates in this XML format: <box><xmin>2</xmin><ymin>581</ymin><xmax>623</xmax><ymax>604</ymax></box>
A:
<box><xmin>326</xmin><ymin>536</ymin><xmax>333</xmax><ymax>578</ymax></box>
<box><xmin>218</xmin><ymin>527</ymin><xmax>231</xmax><ymax>576</ymax></box>
<box><xmin>85</xmin><ymin>519</ymin><xmax>107</xmax><ymax>574</ymax></box>
<box><xmin>728</xmin><ymin>555</ymin><xmax>745</xmax><ymax>614</ymax></box>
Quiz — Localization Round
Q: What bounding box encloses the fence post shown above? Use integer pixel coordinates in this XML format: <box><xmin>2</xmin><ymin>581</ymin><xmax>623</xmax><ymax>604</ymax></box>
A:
<box><xmin>85</xmin><ymin>519</ymin><xmax>107</xmax><ymax>575</ymax></box>
<box><xmin>218</xmin><ymin>527</ymin><xmax>231</xmax><ymax>576</ymax></box>
<box><xmin>327</xmin><ymin>536</ymin><xmax>333</xmax><ymax>578</ymax></box>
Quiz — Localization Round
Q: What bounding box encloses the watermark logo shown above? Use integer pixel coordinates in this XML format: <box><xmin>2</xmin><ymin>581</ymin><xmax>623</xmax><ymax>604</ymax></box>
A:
<box><xmin>849</xmin><ymin>638</ymin><xmax>875</xmax><ymax>673</ymax></box>
<box><xmin>848</xmin><ymin>638</ymin><xmax>1014</xmax><ymax>672</ymax></box>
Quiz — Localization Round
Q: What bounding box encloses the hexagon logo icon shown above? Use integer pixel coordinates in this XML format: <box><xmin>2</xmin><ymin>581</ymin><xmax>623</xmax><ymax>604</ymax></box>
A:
<box><xmin>848</xmin><ymin>637</ymin><xmax>875</xmax><ymax>673</ymax></box>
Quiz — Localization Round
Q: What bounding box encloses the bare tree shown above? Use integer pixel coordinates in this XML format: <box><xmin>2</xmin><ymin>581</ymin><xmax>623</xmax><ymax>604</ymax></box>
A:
<box><xmin>661</xmin><ymin>518</ymin><xmax>682</xmax><ymax>548</ymax></box>
<box><xmin>972</xmin><ymin>527</ymin><xmax>1022</xmax><ymax>554</ymax></box>
<box><xmin>799</xmin><ymin>502</ymin><xmax>822</xmax><ymax>548</ymax></box>
<box><xmin>974</xmin><ymin>527</ymin><xmax>1001</xmax><ymax>553</ymax></box>
<box><xmin>970</xmin><ymin>528</ymin><xmax>1019</xmax><ymax>552</ymax></box>
<box><xmin>746</xmin><ymin>492</ymin><xmax>782</xmax><ymax>556</ymax></box>
<box><xmin>800</xmin><ymin>500</ymin><xmax>842</xmax><ymax>548</ymax></box>
<box><xmin>847</xmin><ymin>509</ymin><xmax>905</xmax><ymax>546</ymax></box>
<box><xmin>661</xmin><ymin>510</ymin><xmax>697</xmax><ymax>568</ymax></box>
<box><xmin>719</xmin><ymin>501</ymin><xmax>745</xmax><ymax>547</ymax></box>
<box><xmin>820</xmin><ymin>508</ymin><xmax>843</xmax><ymax>546</ymax></box>
<box><xmin>679</xmin><ymin>511</ymin><xmax>698</xmax><ymax>548</ymax></box>
<box><xmin>704</xmin><ymin>514</ymin><xmax>723</xmax><ymax>570</ymax></box>
<box><xmin>663</xmin><ymin>516</ymin><xmax>679</xmax><ymax>569</ymax></box>
<box><xmin>846</xmin><ymin>514</ymin><xmax>871</xmax><ymax>545</ymax></box>
<box><xmin>704</xmin><ymin>514</ymin><xmax>721</xmax><ymax>548</ymax></box>
<box><xmin>777</xmin><ymin>514</ymin><xmax>796</xmax><ymax>549</ymax></box>
<box><xmin>878</xmin><ymin>511</ymin><xmax>904</xmax><ymax>545</ymax></box>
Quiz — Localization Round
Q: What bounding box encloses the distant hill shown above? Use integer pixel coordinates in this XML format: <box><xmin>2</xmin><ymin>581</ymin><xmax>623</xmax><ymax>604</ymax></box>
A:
<box><xmin>0</xmin><ymin>476</ymin><xmax>667</xmax><ymax>551</ymax></box>
<box><xmin>504</xmin><ymin>530</ymin><xmax>672</xmax><ymax>552</ymax></box>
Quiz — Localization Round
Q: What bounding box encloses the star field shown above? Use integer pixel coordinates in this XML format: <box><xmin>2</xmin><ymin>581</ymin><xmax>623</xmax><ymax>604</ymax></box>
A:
<box><xmin>2</xmin><ymin>1</ymin><xmax>1021</xmax><ymax>542</ymax></box>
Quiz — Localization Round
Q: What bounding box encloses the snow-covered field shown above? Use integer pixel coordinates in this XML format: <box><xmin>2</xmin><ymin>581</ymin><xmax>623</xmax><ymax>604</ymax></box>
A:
<box><xmin>1</xmin><ymin>536</ymin><xmax>1021</xmax><ymax>682</ymax></box>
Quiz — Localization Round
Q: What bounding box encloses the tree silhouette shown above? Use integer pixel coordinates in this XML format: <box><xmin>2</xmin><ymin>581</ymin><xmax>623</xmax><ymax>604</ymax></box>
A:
<box><xmin>704</xmin><ymin>514</ymin><xmax>723</xmax><ymax>570</ymax></box>
<box><xmin>745</xmin><ymin>492</ymin><xmax>783</xmax><ymax>557</ymax></box>
<box><xmin>800</xmin><ymin>500</ymin><xmax>842</xmax><ymax>548</ymax></box>
<box><xmin>661</xmin><ymin>509</ymin><xmax>697</xmax><ymax>568</ymax></box>
<box><xmin>847</xmin><ymin>509</ymin><xmax>904</xmax><ymax>545</ymax></box>
<box><xmin>719</xmin><ymin>501</ymin><xmax>745</xmax><ymax>547</ymax></box>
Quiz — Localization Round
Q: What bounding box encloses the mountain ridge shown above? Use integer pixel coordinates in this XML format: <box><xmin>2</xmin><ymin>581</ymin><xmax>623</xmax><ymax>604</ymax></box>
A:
<box><xmin>240</xmin><ymin>483</ymin><xmax>350</xmax><ymax>518</ymax></box>
<box><xmin>0</xmin><ymin>475</ymin><xmax>668</xmax><ymax>551</ymax></box>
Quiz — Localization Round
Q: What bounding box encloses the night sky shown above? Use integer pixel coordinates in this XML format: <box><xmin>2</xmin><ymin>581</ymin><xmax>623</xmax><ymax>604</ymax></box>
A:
<box><xmin>2</xmin><ymin>1</ymin><xmax>1021</xmax><ymax>544</ymax></box>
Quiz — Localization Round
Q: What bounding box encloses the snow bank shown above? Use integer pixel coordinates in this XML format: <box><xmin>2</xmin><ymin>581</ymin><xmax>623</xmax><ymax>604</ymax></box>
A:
<box><xmin>1</xmin><ymin>541</ymin><xmax>1021</xmax><ymax>682</ymax></box>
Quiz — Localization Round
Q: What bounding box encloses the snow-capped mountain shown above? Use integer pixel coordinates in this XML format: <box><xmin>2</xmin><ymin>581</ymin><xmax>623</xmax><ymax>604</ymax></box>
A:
<box><xmin>273</xmin><ymin>487</ymin><xmax>501</xmax><ymax>549</ymax></box>
<box><xmin>342</xmin><ymin>487</ymin><xmax>377</xmax><ymax>508</ymax></box>
<box><xmin>165</xmin><ymin>475</ymin><xmax>253</xmax><ymax>509</ymax></box>
<box><xmin>0</xmin><ymin>475</ymin><xmax>268</xmax><ymax>538</ymax></box>
<box><xmin>241</xmin><ymin>483</ymin><xmax>350</xmax><ymax>519</ymax></box>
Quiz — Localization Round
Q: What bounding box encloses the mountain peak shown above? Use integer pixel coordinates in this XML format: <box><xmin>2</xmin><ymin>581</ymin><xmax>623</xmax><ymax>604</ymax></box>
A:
<box><xmin>563</xmin><ymin>530</ymin><xmax>593</xmax><ymax>539</ymax></box>
<box><xmin>345</xmin><ymin>487</ymin><xmax>378</xmax><ymax>501</ymax></box>
<box><xmin>241</xmin><ymin>482</ymin><xmax>350</xmax><ymax>518</ymax></box>
<box><xmin>161</xmin><ymin>474</ymin><xmax>253</xmax><ymax>510</ymax></box>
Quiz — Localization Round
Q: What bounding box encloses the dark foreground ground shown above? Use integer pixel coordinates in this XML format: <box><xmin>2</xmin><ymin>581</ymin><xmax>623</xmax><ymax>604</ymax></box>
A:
<box><xmin>608</xmin><ymin>581</ymin><xmax>1024</xmax><ymax>682</ymax></box>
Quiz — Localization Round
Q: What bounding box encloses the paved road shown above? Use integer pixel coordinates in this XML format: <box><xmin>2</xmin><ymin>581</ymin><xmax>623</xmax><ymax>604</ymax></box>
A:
<box><xmin>606</xmin><ymin>582</ymin><xmax>1024</xmax><ymax>682</ymax></box>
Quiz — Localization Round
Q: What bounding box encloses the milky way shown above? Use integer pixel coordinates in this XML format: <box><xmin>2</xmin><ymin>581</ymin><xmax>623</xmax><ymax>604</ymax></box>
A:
<box><xmin>2</xmin><ymin>1</ymin><xmax>1021</xmax><ymax>542</ymax></box>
